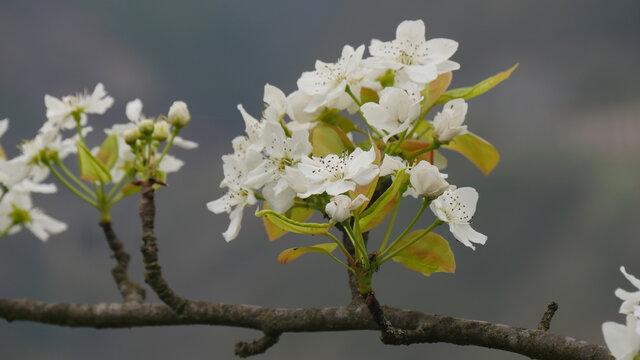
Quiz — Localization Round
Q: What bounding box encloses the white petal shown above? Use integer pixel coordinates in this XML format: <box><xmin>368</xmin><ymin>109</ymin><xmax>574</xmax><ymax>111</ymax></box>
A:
<box><xmin>222</xmin><ymin>205</ymin><xmax>244</xmax><ymax>242</ymax></box>
<box><xmin>173</xmin><ymin>136</ymin><xmax>198</xmax><ymax>149</ymax></box>
<box><xmin>449</xmin><ymin>223</ymin><xmax>487</xmax><ymax>250</ymax></box>
<box><xmin>126</xmin><ymin>99</ymin><xmax>143</xmax><ymax>123</ymax></box>
<box><xmin>396</xmin><ymin>20</ymin><xmax>426</xmax><ymax>43</ymax></box>
<box><xmin>0</xmin><ymin>118</ymin><xmax>8</xmax><ymax>138</ymax></box>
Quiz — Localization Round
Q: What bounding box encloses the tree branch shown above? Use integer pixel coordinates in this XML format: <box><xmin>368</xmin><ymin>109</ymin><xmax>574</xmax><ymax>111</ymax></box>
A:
<box><xmin>139</xmin><ymin>181</ymin><xmax>191</xmax><ymax>314</ymax></box>
<box><xmin>0</xmin><ymin>298</ymin><xmax>612</xmax><ymax>360</ymax></box>
<box><xmin>99</xmin><ymin>220</ymin><xmax>146</xmax><ymax>304</ymax></box>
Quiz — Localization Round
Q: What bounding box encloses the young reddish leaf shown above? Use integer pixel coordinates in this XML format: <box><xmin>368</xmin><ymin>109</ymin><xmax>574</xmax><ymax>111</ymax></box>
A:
<box><xmin>395</xmin><ymin>139</ymin><xmax>435</xmax><ymax>164</ymax></box>
<box><xmin>391</xmin><ymin>231</ymin><xmax>455</xmax><ymax>276</ymax></box>
<box><xmin>77</xmin><ymin>141</ymin><xmax>112</xmax><ymax>183</ymax></box>
<box><xmin>420</xmin><ymin>72</ymin><xmax>453</xmax><ymax>117</ymax></box>
<box><xmin>277</xmin><ymin>243</ymin><xmax>338</xmax><ymax>264</ymax></box>
<box><xmin>359</xmin><ymin>169</ymin><xmax>408</xmax><ymax>232</ymax></box>
<box><xmin>263</xmin><ymin>203</ymin><xmax>315</xmax><ymax>241</ymax></box>
<box><xmin>442</xmin><ymin>132</ymin><xmax>499</xmax><ymax>175</ymax></box>
<box><xmin>436</xmin><ymin>64</ymin><xmax>518</xmax><ymax>104</ymax></box>
<box><xmin>256</xmin><ymin>208</ymin><xmax>330</xmax><ymax>236</ymax></box>
<box><xmin>96</xmin><ymin>134</ymin><xmax>119</xmax><ymax>170</ymax></box>
<box><xmin>311</xmin><ymin>124</ymin><xmax>355</xmax><ymax>157</ymax></box>
<box><xmin>360</xmin><ymin>87</ymin><xmax>379</xmax><ymax>104</ymax></box>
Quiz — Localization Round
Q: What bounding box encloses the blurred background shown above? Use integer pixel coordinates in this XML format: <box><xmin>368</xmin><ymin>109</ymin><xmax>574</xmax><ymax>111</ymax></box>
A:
<box><xmin>1</xmin><ymin>0</ymin><xmax>639</xmax><ymax>359</ymax></box>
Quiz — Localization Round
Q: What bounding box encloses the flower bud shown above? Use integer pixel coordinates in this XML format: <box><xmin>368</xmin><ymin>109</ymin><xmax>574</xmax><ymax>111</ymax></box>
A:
<box><xmin>168</xmin><ymin>101</ymin><xmax>190</xmax><ymax>128</ymax></box>
<box><xmin>325</xmin><ymin>194</ymin><xmax>368</xmax><ymax>223</ymax></box>
<box><xmin>409</xmin><ymin>160</ymin><xmax>451</xmax><ymax>199</ymax></box>
<box><xmin>123</xmin><ymin>128</ymin><xmax>139</xmax><ymax>145</ymax></box>
<box><xmin>138</xmin><ymin>119</ymin><xmax>155</xmax><ymax>136</ymax></box>
<box><xmin>153</xmin><ymin>121</ymin><xmax>170</xmax><ymax>142</ymax></box>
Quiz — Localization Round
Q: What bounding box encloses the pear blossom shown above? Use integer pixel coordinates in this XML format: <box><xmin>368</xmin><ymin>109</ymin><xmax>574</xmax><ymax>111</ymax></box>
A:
<box><xmin>431</xmin><ymin>98</ymin><xmax>469</xmax><ymax>142</ymax></box>
<box><xmin>0</xmin><ymin>118</ymin><xmax>8</xmax><ymax>139</ymax></box>
<box><xmin>206</xmin><ymin>154</ymin><xmax>257</xmax><ymax>241</ymax></box>
<box><xmin>262</xmin><ymin>84</ymin><xmax>288</xmax><ymax>122</ymax></box>
<box><xmin>297</xmin><ymin>147</ymin><xmax>379</xmax><ymax>198</ymax></box>
<box><xmin>616</xmin><ymin>267</ymin><xmax>640</xmax><ymax>316</ymax></box>
<box><xmin>602</xmin><ymin>315</ymin><xmax>640</xmax><ymax>360</ymax></box>
<box><xmin>297</xmin><ymin>44</ymin><xmax>367</xmax><ymax>113</ymax></box>
<box><xmin>360</xmin><ymin>87</ymin><xmax>421</xmax><ymax>142</ymax></box>
<box><xmin>379</xmin><ymin>154</ymin><xmax>408</xmax><ymax>177</ymax></box>
<box><xmin>244</xmin><ymin>121</ymin><xmax>312</xmax><ymax>213</ymax></box>
<box><xmin>430</xmin><ymin>187</ymin><xmax>487</xmax><ymax>250</ymax></box>
<box><xmin>325</xmin><ymin>194</ymin><xmax>368</xmax><ymax>222</ymax></box>
<box><xmin>44</xmin><ymin>83</ymin><xmax>114</xmax><ymax>129</ymax></box>
<box><xmin>369</xmin><ymin>20</ymin><xmax>459</xmax><ymax>85</ymax></box>
<box><xmin>409</xmin><ymin>160</ymin><xmax>451</xmax><ymax>199</ymax></box>
<box><xmin>286</xmin><ymin>90</ymin><xmax>323</xmax><ymax>126</ymax></box>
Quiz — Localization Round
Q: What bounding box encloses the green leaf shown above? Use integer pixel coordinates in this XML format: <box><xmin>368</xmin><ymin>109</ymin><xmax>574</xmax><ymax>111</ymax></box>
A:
<box><xmin>311</xmin><ymin>123</ymin><xmax>354</xmax><ymax>157</ymax></box>
<box><xmin>277</xmin><ymin>243</ymin><xmax>338</xmax><ymax>264</ymax></box>
<box><xmin>436</xmin><ymin>63</ymin><xmax>518</xmax><ymax>104</ymax></box>
<box><xmin>319</xmin><ymin>111</ymin><xmax>357</xmax><ymax>134</ymax></box>
<box><xmin>442</xmin><ymin>132</ymin><xmax>499</xmax><ymax>175</ymax></box>
<box><xmin>96</xmin><ymin>135</ymin><xmax>119</xmax><ymax>170</ymax></box>
<box><xmin>391</xmin><ymin>231</ymin><xmax>455</xmax><ymax>276</ymax></box>
<box><xmin>359</xmin><ymin>169</ymin><xmax>408</xmax><ymax>232</ymax></box>
<box><xmin>255</xmin><ymin>208</ymin><xmax>330</xmax><ymax>236</ymax></box>
<box><xmin>263</xmin><ymin>204</ymin><xmax>315</xmax><ymax>241</ymax></box>
<box><xmin>77</xmin><ymin>141</ymin><xmax>112</xmax><ymax>183</ymax></box>
<box><xmin>360</xmin><ymin>87</ymin><xmax>379</xmax><ymax>104</ymax></box>
<box><xmin>120</xmin><ymin>183</ymin><xmax>141</xmax><ymax>197</ymax></box>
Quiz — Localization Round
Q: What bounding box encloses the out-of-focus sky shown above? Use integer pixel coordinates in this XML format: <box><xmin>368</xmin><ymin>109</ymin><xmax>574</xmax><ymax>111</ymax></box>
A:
<box><xmin>1</xmin><ymin>0</ymin><xmax>639</xmax><ymax>359</ymax></box>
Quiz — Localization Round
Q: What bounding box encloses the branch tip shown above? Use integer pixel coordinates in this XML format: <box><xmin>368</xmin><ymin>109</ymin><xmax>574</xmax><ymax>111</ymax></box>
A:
<box><xmin>234</xmin><ymin>332</ymin><xmax>281</xmax><ymax>358</ymax></box>
<box><xmin>537</xmin><ymin>301</ymin><xmax>559</xmax><ymax>332</ymax></box>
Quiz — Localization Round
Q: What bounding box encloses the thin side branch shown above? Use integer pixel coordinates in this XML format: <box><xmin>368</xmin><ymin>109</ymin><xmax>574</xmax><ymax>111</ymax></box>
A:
<box><xmin>139</xmin><ymin>182</ymin><xmax>190</xmax><ymax>313</ymax></box>
<box><xmin>0</xmin><ymin>298</ymin><xmax>612</xmax><ymax>360</ymax></box>
<box><xmin>99</xmin><ymin>221</ymin><xmax>146</xmax><ymax>304</ymax></box>
<box><xmin>234</xmin><ymin>332</ymin><xmax>281</xmax><ymax>358</ymax></box>
<box><xmin>538</xmin><ymin>301</ymin><xmax>559</xmax><ymax>332</ymax></box>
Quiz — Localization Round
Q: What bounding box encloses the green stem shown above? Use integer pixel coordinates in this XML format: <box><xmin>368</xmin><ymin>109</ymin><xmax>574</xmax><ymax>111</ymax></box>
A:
<box><xmin>53</xmin><ymin>158</ymin><xmax>96</xmax><ymax>200</ymax></box>
<box><xmin>108</xmin><ymin>174</ymin><xmax>131</xmax><ymax>201</ymax></box>
<box><xmin>343</xmin><ymin>221</ymin><xmax>368</xmax><ymax>268</ymax></box>
<box><xmin>379</xmin><ymin>218</ymin><xmax>443</xmax><ymax>264</ymax></box>
<box><xmin>379</xmin><ymin>192</ymin><xmax>402</xmax><ymax>252</ymax></box>
<box><xmin>379</xmin><ymin>197</ymin><xmax>429</xmax><ymax>259</ymax></box>
<box><xmin>408</xmin><ymin>139</ymin><xmax>442</xmax><ymax>161</ymax></box>
<box><xmin>48</xmin><ymin>165</ymin><xmax>98</xmax><ymax>207</ymax></box>
<box><xmin>0</xmin><ymin>221</ymin><xmax>16</xmax><ymax>238</ymax></box>
<box><xmin>325</xmin><ymin>232</ymin><xmax>356</xmax><ymax>267</ymax></box>
<box><xmin>155</xmin><ymin>128</ymin><xmax>178</xmax><ymax>170</ymax></box>
<box><xmin>388</xmin><ymin>130</ymin><xmax>408</xmax><ymax>155</ymax></box>
<box><xmin>345</xmin><ymin>86</ymin><xmax>384</xmax><ymax>138</ymax></box>
<box><xmin>73</xmin><ymin>114</ymin><xmax>85</xmax><ymax>144</ymax></box>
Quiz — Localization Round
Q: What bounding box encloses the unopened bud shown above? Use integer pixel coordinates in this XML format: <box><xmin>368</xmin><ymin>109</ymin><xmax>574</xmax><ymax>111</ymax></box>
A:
<box><xmin>168</xmin><ymin>101</ymin><xmax>191</xmax><ymax>128</ymax></box>
<box><xmin>138</xmin><ymin>119</ymin><xmax>155</xmax><ymax>136</ymax></box>
<box><xmin>153</xmin><ymin>121</ymin><xmax>170</xmax><ymax>142</ymax></box>
<box><xmin>123</xmin><ymin>128</ymin><xmax>139</xmax><ymax>145</ymax></box>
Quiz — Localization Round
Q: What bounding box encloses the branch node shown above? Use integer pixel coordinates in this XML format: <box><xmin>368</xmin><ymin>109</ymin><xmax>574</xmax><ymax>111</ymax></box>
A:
<box><xmin>537</xmin><ymin>301</ymin><xmax>559</xmax><ymax>332</ymax></box>
<box><xmin>234</xmin><ymin>332</ymin><xmax>281</xmax><ymax>358</ymax></box>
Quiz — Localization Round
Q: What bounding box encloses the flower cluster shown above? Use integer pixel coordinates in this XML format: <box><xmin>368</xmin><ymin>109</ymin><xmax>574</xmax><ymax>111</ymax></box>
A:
<box><xmin>0</xmin><ymin>83</ymin><xmax>197</xmax><ymax>240</ymax></box>
<box><xmin>207</xmin><ymin>18</ymin><xmax>488</xmax><ymax>259</ymax></box>
<box><xmin>603</xmin><ymin>267</ymin><xmax>640</xmax><ymax>360</ymax></box>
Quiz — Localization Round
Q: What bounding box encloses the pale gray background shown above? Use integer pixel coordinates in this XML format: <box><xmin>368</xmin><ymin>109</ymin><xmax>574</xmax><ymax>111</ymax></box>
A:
<box><xmin>1</xmin><ymin>0</ymin><xmax>639</xmax><ymax>359</ymax></box>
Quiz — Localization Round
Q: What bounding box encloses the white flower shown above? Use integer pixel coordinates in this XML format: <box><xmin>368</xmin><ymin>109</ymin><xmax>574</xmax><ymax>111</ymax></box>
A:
<box><xmin>409</xmin><ymin>160</ymin><xmax>451</xmax><ymax>199</ymax></box>
<box><xmin>206</xmin><ymin>154</ymin><xmax>257</xmax><ymax>242</ymax></box>
<box><xmin>430</xmin><ymin>187</ymin><xmax>487</xmax><ymax>250</ymax></box>
<box><xmin>616</xmin><ymin>267</ymin><xmax>640</xmax><ymax>316</ymax></box>
<box><xmin>244</xmin><ymin>121</ymin><xmax>312</xmax><ymax>213</ymax></box>
<box><xmin>603</xmin><ymin>315</ymin><xmax>640</xmax><ymax>360</ymax></box>
<box><xmin>297</xmin><ymin>146</ymin><xmax>379</xmax><ymax>198</ymax></box>
<box><xmin>297</xmin><ymin>44</ymin><xmax>367</xmax><ymax>112</ymax></box>
<box><xmin>360</xmin><ymin>87</ymin><xmax>421</xmax><ymax>142</ymax></box>
<box><xmin>286</xmin><ymin>90</ymin><xmax>323</xmax><ymax>125</ymax></box>
<box><xmin>325</xmin><ymin>194</ymin><xmax>368</xmax><ymax>222</ymax></box>
<box><xmin>369</xmin><ymin>20</ymin><xmax>459</xmax><ymax>85</ymax></box>
<box><xmin>432</xmin><ymin>98</ymin><xmax>469</xmax><ymax>142</ymax></box>
<box><xmin>167</xmin><ymin>101</ymin><xmax>191</xmax><ymax>128</ymax></box>
<box><xmin>45</xmin><ymin>83</ymin><xmax>114</xmax><ymax>129</ymax></box>
<box><xmin>263</xmin><ymin>84</ymin><xmax>288</xmax><ymax>122</ymax></box>
<box><xmin>0</xmin><ymin>118</ymin><xmax>8</xmax><ymax>139</ymax></box>
<box><xmin>379</xmin><ymin>155</ymin><xmax>408</xmax><ymax>177</ymax></box>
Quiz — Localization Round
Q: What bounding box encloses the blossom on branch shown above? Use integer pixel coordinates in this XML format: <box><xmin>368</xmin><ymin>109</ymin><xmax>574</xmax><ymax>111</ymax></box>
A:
<box><xmin>430</xmin><ymin>187</ymin><xmax>487</xmax><ymax>250</ymax></box>
<box><xmin>45</xmin><ymin>83</ymin><xmax>114</xmax><ymax>129</ymax></box>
